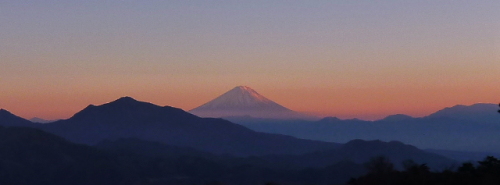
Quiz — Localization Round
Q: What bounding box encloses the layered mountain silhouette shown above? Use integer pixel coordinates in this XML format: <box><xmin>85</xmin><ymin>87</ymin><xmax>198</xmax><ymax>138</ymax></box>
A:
<box><xmin>0</xmin><ymin>97</ymin><xmax>484</xmax><ymax>184</ymax></box>
<box><xmin>95</xmin><ymin>138</ymin><xmax>457</xmax><ymax>183</ymax></box>
<box><xmin>0</xmin><ymin>124</ymin><xmax>489</xmax><ymax>185</ymax></box>
<box><xmin>1</xmin><ymin>99</ymin><xmax>498</xmax><ymax>154</ymax></box>
<box><xmin>228</xmin><ymin>103</ymin><xmax>500</xmax><ymax>153</ymax></box>
<box><xmin>37</xmin><ymin>97</ymin><xmax>338</xmax><ymax>156</ymax></box>
<box><xmin>190</xmin><ymin>86</ymin><xmax>312</xmax><ymax>119</ymax></box>
<box><xmin>0</xmin><ymin>126</ymin><xmax>371</xmax><ymax>185</ymax></box>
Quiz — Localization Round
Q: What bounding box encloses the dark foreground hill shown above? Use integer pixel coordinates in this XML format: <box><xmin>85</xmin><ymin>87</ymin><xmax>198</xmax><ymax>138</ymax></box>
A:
<box><xmin>0</xmin><ymin>126</ymin><xmax>367</xmax><ymax>185</ymax></box>
<box><xmin>0</xmin><ymin>122</ymin><xmax>459</xmax><ymax>184</ymax></box>
<box><xmin>0</xmin><ymin>126</ymin><xmax>141</xmax><ymax>185</ymax></box>
<box><xmin>96</xmin><ymin>138</ymin><xmax>458</xmax><ymax>184</ymax></box>
<box><xmin>257</xmin><ymin>139</ymin><xmax>456</xmax><ymax>171</ymax></box>
<box><xmin>95</xmin><ymin>138</ymin><xmax>368</xmax><ymax>185</ymax></box>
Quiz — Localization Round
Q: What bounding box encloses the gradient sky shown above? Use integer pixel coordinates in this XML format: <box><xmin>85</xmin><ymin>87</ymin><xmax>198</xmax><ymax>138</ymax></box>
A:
<box><xmin>1</xmin><ymin>0</ymin><xmax>499</xmax><ymax>120</ymax></box>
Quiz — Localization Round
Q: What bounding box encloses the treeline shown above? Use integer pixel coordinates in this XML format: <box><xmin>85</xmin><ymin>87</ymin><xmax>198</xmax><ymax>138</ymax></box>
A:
<box><xmin>348</xmin><ymin>156</ymin><xmax>500</xmax><ymax>185</ymax></box>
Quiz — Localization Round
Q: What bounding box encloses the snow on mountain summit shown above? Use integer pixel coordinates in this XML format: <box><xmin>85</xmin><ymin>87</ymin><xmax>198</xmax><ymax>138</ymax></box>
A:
<box><xmin>191</xmin><ymin>86</ymin><xmax>290</xmax><ymax>111</ymax></box>
<box><xmin>189</xmin><ymin>86</ymin><xmax>309</xmax><ymax>119</ymax></box>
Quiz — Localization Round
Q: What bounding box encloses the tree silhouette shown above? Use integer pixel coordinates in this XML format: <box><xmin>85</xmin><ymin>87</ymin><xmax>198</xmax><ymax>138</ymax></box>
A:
<box><xmin>348</xmin><ymin>156</ymin><xmax>397</xmax><ymax>185</ymax></box>
<box><xmin>364</xmin><ymin>156</ymin><xmax>395</xmax><ymax>175</ymax></box>
<box><xmin>349</xmin><ymin>156</ymin><xmax>500</xmax><ymax>185</ymax></box>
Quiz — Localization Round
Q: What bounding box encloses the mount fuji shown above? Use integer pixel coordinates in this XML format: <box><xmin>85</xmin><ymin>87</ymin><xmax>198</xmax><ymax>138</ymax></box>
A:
<box><xmin>189</xmin><ymin>86</ymin><xmax>312</xmax><ymax>119</ymax></box>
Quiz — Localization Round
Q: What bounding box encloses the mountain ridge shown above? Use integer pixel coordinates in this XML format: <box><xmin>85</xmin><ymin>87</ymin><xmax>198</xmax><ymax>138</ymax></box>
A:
<box><xmin>229</xmin><ymin>103</ymin><xmax>500</xmax><ymax>153</ymax></box>
<box><xmin>0</xmin><ymin>109</ymin><xmax>40</xmax><ymax>127</ymax></box>
<box><xmin>426</xmin><ymin>103</ymin><xmax>498</xmax><ymax>122</ymax></box>
<box><xmin>35</xmin><ymin>96</ymin><xmax>340</xmax><ymax>156</ymax></box>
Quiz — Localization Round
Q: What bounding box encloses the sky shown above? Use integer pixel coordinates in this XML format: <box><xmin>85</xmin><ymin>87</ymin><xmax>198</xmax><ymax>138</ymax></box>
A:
<box><xmin>1</xmin><ymin>0</ymin><xmax>499</xmax><ymax>120</ymax></box>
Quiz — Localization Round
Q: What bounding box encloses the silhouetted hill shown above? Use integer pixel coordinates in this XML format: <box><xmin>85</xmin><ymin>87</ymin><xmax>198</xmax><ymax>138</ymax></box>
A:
<box><xmin>0</xmin><ymin>125</ymin><xmax>358</xmax><ymax>185</ymax></box>
<box><xmin>318</xmin><ymin>116</ymin><xmax>342</xmax><ymax>122</ymax></box>
<box><xmin>0</xmin><ymin>126</ymin><xmax>145</xmax><ymax>185</ymax></box>
<box><xmin>94</xmin><ymin>137</ymin><xmax>367</xmax><ymax>185</ymax></box>
<box><xmin>41</xmin><ymin>97</ymin><xmax>339</xmax><ymax>156</ymax></box>
<box><xmin>380</xmin><ymin>114</ymin><xmax>414</xmax><ymax>122</ymax></box>
<box><xmin>260</xmin><ymin>139</ymin><xmax>456</xmax><ymax>171</ymax></box>
<box><xmin>0</xmin><ymin>109</ymin><xmax>40</xmax><ymax>127</ymax></box>
<box><xmin>337</xmin><ymin>140</ymin><xmax>455</xmax><ymax>169</ymax></box>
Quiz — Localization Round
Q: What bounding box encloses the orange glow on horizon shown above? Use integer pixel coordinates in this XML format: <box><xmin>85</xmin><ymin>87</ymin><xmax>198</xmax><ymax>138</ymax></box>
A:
<box><xmin>2</xmin><ymin>83</ymin><xmax>498</xmax><ymax>121</ymax></box>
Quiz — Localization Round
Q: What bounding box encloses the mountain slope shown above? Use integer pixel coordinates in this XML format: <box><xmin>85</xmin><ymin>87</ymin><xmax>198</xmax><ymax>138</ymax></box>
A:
<box><xmin>41</xmin><ymin>97</ymin><xmax>339</xmax><ymax>156</ymax></box>
<box><xmin>426</xmin><ymin>103</ymin><xmax>499</xmax><ymax>123</ymax></box>
<box><xmin>0</xmin><ymin>109</ymin><xmax>40</xmax><ymax>127</ymax></box>
<box><xmin>190</xmin><ymin>86</ymin><xmax>310</xmax><ymax>119</ymax></box>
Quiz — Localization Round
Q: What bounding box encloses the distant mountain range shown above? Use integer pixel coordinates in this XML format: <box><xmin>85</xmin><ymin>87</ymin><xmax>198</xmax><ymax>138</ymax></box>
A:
<box><xmin>1</xmin><ymin>95</ymin><xmax>498</xmax><ymax>155</ymax></box>
<box><xmin>189</xmin><ymin>86</ymin><xmax>313</xmax><ymax>119</ymax></box>
<box><xmin>227</xmin><ymin>103</ymin><xmax>500</xmax><ymax>153</ymax></box>
<box><xmin>427</xmin><ymin>103</ymin><xmax>499</xmax><ymax>122</ymax></box>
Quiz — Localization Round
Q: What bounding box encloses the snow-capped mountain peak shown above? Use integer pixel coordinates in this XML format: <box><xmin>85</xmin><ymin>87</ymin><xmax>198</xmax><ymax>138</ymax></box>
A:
<box><xmin>189</xmin><ymin>86</ymin><xmax>310</xmax><ymax>119</ymax></box>
<box><xmin>191</xmin><ymin>86</ymin><xmax>289</xmax><ymax>111</ymax></box>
